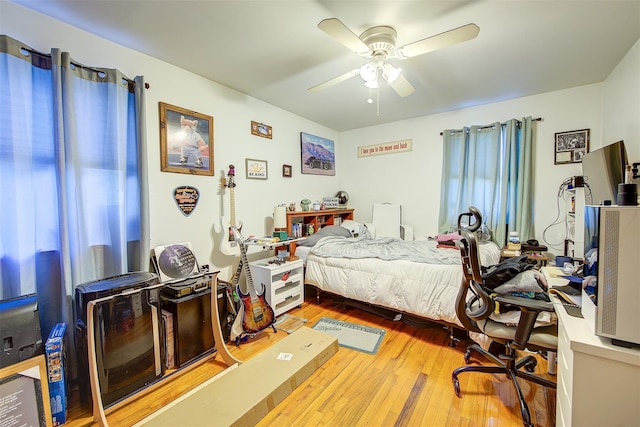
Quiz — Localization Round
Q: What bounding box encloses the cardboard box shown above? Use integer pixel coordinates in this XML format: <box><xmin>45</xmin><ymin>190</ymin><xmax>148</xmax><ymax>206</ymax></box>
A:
<box><xmin>45</xmin><ymin>323</ymin><xmax>67</xmax><ymax>426</ymax></box>
<box><xmin>137</xmin><ymin>326</ymin><xmax>338</xmax><ymax>427</ymax></box>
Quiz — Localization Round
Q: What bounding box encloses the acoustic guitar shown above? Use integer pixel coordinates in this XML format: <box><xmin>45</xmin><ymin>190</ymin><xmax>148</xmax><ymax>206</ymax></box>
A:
<box><xmin>231</xmin><ymin>227</ymin><xmax>276</xmax><ymax>334</ymax></box>
<box><xmin>219</xmin><ymin>165</ymin><xmax>243</xmax><ymax>256</ymax></box>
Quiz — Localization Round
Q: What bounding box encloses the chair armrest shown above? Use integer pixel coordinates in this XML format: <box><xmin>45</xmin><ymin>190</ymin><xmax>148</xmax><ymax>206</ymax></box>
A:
<box><xmin>494</xmin><ymin>294</ymin><xmax>555</xmax><ymax>313</ymax></box>
<box><xmin>400</xmin><ymin>224</ymin><xmax>414</xmax><ymax>240</ymax></box>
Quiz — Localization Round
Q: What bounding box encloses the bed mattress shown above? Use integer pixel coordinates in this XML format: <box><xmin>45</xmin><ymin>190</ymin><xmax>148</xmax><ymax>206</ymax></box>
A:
<box><xmin>304</xmin><ymin>242</ymin><xmax>501</xmax><ymax>327</ymax></box>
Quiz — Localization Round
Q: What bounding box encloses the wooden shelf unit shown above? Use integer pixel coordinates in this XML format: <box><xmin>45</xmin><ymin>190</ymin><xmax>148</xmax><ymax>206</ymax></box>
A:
<box><xmin>564</xmin><ymin>186</ymin><xmax>584</xmax><ymax>259</ymax></box>
<box><xmin>286</xmin><ymin>208</ymin><xmax>354</xmax><ymax>254</ymax></box>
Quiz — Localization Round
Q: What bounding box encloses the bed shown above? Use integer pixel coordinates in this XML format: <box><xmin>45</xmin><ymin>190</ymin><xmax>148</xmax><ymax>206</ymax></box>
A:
<box><xmin>300</xmin><ymin>224</ymin><xmax>502</xmax><ymax>341</ymax></box>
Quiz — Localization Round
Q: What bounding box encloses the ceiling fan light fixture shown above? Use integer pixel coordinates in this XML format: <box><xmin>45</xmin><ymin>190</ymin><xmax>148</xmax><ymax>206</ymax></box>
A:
<box><xmin>382</xmin><ymin>63</ymin><xmax>401</xmax><ymax>83</ymax></box>
<box><xmin>364</xmin><ymin>79</ymin><xmax>379</xmax><ymax>89</ymax></box>
<box><xmin>359</xmin><ymin>62</ymin><xmax>378</xmax><ymax>82</ymax></box>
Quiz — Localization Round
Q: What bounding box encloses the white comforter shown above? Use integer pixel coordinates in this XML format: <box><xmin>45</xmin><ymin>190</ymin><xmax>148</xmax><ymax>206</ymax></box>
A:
<box><xmin>305</xmin><ymin>238</ymin><xmax>501</xmax><ymax>327</ymax></box>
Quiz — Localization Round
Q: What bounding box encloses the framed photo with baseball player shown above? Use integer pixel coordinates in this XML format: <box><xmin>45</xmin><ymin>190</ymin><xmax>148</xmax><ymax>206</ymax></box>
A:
<box><xmin>159</xmin><ymin>102</ymin><xmax>214</xmax><ymax>176</ymax></box>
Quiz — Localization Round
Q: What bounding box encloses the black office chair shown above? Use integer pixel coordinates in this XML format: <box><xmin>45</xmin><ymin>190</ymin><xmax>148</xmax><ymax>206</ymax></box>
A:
<box><xmin>453</xmin><ymin>207</ymin><xmax>557</xmax><ymax>427</ymax></box>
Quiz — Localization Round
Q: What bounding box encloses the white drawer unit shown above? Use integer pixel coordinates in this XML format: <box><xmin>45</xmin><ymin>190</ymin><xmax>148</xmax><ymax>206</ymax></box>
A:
<box><xmin>543</xmin><ymin>267</ymin><xmax>640</xmax><ymax>427</ymax></box>
<box><xmin>249</xmin><ymin>257</ymin><xmax>304</xmax><ymax>317</ymax></box>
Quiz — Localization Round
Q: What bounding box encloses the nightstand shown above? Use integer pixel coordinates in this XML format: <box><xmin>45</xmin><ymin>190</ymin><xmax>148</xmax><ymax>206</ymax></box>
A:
<box><xmin>249</xmin><ymin>256</ymin><xmax>304</xmax><ymax>317</ymax></box>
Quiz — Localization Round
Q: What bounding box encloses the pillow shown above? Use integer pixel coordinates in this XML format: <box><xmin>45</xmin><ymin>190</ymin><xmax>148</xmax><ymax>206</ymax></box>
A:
<box><xmin>296</xmin><ymin>225</ymin><xmax>351</xmax><ymax>247</ymax></box>
<box><xmin>340</xmin><ymin>219</ymin><xmax>362</xmax><ymax>236</ymax></box>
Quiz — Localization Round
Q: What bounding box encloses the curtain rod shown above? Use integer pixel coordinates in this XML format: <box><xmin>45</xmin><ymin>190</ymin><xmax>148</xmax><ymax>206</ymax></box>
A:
<box><xmin>18</xmin><ymin>45</ymin><xmax>150</xmax><ymax>89</ymax></box>
<box><xmin>439</xmin><ymin>117</ymin><xmax>543</xmax><ymax>136</ymax></box>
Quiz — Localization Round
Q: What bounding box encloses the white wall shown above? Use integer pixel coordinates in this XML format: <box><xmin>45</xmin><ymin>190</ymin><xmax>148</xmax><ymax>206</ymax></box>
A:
<box><xmin>340</xmin><ymin>84</ymin><xmax>604</xmax><ymax>253</ymax></box>
<box><xmin>2</xmin><ymin>2</ymin><xmax>341</xmax><ymax>278</ymax></box>
<box><xmin>602</xmin><ymin>38</ymin><xmax>640</xmax><ymax>162</ymax></box>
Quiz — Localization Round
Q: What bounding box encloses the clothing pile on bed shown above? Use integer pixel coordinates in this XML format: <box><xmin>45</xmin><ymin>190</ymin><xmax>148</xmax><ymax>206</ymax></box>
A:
<box><xmin>430</xmin><ymin>232</ymin><xmax>461</xmax><ymax>249</ymax></box>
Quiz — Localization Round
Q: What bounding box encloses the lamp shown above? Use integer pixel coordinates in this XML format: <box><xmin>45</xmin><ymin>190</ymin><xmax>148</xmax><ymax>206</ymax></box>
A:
<box><xmin>273</xmin><ymin>205</ymin><xmax>288</xmax><ymax>240</ymax></box>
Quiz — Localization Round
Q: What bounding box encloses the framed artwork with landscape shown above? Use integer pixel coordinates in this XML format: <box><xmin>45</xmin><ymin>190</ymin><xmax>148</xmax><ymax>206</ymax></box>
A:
<box><xmin>554</xmin><ymin>129</ymin><xmax>589</xmax><ymax>164</ymax></box>
<box><xmin>159</xmin><ymin>102</ymin><xmax>214</xmax><ymax>176</ymax></box>
<box><xmin>300</xmin><ymin>132</ymin><xmax>335</xmax><ymax>176</ymax></box>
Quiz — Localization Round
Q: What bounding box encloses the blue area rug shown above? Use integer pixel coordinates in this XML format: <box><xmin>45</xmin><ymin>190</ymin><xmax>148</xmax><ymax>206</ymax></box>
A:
<box><xmin>312</xmin><ymin>317</ymin><xmax>385</xmax><ymax>354</ymax></box>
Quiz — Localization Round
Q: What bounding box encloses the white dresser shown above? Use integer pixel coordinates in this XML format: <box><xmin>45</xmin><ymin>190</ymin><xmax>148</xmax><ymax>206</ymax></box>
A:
<box><xmin>249</xmin><ymin>256</ymin><xmax>304</xmax><ymax>317</ymax></box>
<box><xmin>543</xmin><ymin>268</ymin><xmax>640</xmax><ymax>426</ymax></box>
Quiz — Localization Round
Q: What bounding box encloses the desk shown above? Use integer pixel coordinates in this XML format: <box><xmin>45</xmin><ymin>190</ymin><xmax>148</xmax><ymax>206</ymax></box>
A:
<box><xmin>542</xmin><ymin>267</ymin><xmax>640</xmax><ymax>426</ymax></box>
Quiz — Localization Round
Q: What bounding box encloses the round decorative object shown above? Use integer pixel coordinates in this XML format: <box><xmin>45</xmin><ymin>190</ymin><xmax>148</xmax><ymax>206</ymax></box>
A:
<box><xmin>335</xmin><ymin>190</ymin><xmax>349</xmax><ymax>206</ymax></box>
<box><xmin>157</xmin><ymin>244</ymin><xmax>197</xmax><ymax>279</ymax></box>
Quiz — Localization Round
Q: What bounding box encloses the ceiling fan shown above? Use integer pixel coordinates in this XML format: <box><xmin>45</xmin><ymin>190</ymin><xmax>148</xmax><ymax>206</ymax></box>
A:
<box><xmin>309</xmin><ymin>18</ymin><xmax>480</xmax><ymax>98</ymax></box>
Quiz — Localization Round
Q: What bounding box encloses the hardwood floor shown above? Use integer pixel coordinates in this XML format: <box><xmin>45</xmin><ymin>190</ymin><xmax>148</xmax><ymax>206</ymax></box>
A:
<box><xmin>65</xmin><ymin>294</ymin><xmax>556</xmax><ymax>426</ymax></box>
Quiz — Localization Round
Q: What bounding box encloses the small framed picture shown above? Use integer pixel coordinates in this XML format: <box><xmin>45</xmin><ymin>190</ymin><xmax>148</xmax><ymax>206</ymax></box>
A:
<box><xmin>159</xmin><ymin>102</ymin><xmax>214</xmax><ymax>176</ymax></box>
<box><xmin>246</xmin><ymin>158</ymin><xmax>268</xmax><ymax>180</ymax></box>
<box><xmin>554</xmin><ymin>129</ymin><xmax>589</xmax><ymax>164</ymax></box>
<box><xmin>251</xmin><ymin>121</ymin><xmax>272</xmax><ymax>139</ymax></box>
<box><xmin>282</xmin><ymin>164</ymin><xmax>292</xmax><ymax>178</ymax></box>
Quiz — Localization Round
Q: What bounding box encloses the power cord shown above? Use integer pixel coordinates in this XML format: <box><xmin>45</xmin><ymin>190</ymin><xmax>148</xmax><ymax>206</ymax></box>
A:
<box><xmin>542</xmin><ymin>177</ymin><xmax>574</xmax><ymax>251</ymax></box>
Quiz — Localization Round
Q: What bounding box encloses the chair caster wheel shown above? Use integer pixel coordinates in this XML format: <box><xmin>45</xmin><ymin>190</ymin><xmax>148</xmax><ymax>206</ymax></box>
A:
<box><xmin>452</xmin><ymin>377</ymin><xmax>461</xmax><ymax>397</ymax></box>
<box><xmin>525</xmin><ymin>360</ymin><xmax>537</xmax><ymax>373</ymax></box>
<box><xmin>464</xmin><ymin>349</ymin><xmax>472</xmax><ymax>364</ymax></box>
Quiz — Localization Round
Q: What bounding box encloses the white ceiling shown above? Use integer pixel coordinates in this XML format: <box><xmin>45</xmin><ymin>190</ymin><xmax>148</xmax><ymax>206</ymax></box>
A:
<box><xmin>10</xmin><ymin>0</ymin><xmax>640</xmax><ymax>132</ymax></box>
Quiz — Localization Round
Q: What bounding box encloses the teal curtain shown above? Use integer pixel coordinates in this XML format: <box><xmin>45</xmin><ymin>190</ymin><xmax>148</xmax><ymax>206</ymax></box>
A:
<box><xmin>0</xmin><ymin>35</ymin><xmax>149</xmax><ymax>362</ymax></box>
<box><xmin>499</xmin><ymin>117</ymin><xmax>535</xmax><ymax>247</ymax></box>
<box><xmin>438</xmin><ymin>117</ymin><xmax>535</xmax><ymax>246</ymax></box>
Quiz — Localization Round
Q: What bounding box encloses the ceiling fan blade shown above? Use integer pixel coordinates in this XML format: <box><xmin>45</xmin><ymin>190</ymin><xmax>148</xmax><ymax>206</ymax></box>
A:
<box><xmin>318</xmin><ymin>18</ymin><xmax>369</xmax><ymax>54</ymax></box>
<box><xmin>397</xmin><ymin>23</ymin><xmax>479</xmax><ymax>58</ymax></box>
<box><xmin>388</xmin><ymin>73</ymin><xmax>415</xmax><ymax>97</ymax></box>
<box><xmin>309</xmin><ymin>69</ymin><xmax>360</xmax><ymax>92</ymax></box>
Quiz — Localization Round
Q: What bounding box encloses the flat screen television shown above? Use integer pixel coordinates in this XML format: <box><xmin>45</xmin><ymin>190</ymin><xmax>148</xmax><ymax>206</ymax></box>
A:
<box><xmin>581</xmin><ymin>140</ymin><xmax>628</xmax><ymax>205</ymax></box>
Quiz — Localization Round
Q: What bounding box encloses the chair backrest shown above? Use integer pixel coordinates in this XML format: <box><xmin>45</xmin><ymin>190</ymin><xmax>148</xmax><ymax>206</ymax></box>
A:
<box><xmin>371</xmin><ymin>203</ymin><xmax>402</xmax><ymax>239</ymax></box>
<box><xmin>454</xmin><ymin>207</ymin><xmax>496</xmax><ymax>333</ymax></box>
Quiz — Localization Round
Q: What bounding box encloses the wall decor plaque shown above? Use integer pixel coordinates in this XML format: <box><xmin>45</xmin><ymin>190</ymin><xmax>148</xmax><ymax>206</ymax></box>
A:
<box><xmin>173</xmin><ymin>186</ymin><xmax>200</xmax><ymax>216</ymax></box>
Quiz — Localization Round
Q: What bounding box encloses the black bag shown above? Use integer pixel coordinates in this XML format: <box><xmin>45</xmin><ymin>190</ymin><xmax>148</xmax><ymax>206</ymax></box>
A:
<box><xmin>481</xmin><ymin>255</ymin><xmax>534</xmax><ymax>290</ymax></box>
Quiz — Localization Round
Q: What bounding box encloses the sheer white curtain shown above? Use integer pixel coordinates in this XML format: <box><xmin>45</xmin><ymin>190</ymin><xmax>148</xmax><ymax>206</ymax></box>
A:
<box><xmin>438</xmin><ymin>117</ymin><xmax>535</xmax><ymax>246</ymax></box>
<box><xmin>0</xmin><ymin>35</ymin><xmax>149</xmax><ymax>342</ymax></box>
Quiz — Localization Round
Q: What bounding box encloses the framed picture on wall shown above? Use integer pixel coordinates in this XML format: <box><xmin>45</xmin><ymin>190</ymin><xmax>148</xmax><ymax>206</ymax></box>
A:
<box><xmin>159</xmin><ymin>102</ymin><xmax>214</xmax><ymax>176</ymax></box>
<box><xmin>246</xmin><ymin>158</ymin><xmax>268</xmax><ymax>180</ymax></box>
<box><xmin>282</xmin><ymin>164</ymin><xmax>292</xmax><ymax>178</ymax></box>
<box><xmin>251</xmin><ymin>121</ymin><xmax>272</xmax><ymax>139</ymax></box>
<box><xmin>300</xmin><ymin>132</ymin><xmax>335</xmax><ymax>176</ymax></box>
<box><xmin>554</xmin><ymin>129</ymin><xmax>589</xmax><ymax>164</ymax></box>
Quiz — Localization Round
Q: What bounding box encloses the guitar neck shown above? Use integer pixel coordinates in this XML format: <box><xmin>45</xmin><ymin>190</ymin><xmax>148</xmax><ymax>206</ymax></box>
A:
<box><xmin>239</xmin><ymin>243</ymin><xmax>257</xmax><ymax>302</ymax></box>
<box><xmin>229</xmin><ymin>187</ymin><xmax>236</xmax><ymax>227</ymax></box>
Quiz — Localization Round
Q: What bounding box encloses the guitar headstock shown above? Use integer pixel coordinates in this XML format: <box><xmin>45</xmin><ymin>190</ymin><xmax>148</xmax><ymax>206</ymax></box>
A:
<box><xmin>226</xmin><ymin>164</ymin><xmax>236</xmax><ymax>188</ymax></box>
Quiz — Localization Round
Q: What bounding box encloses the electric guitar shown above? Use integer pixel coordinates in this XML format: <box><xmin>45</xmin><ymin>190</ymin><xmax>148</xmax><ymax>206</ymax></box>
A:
<box><xmin>219</xmin><ymin>165</ymin><xmax>243</xmax><ymax>256</ymax></box>
<box><xmin>231</xmin><ymin>226</ymin><xmax>276</xmax><ymax>334</ymax></box>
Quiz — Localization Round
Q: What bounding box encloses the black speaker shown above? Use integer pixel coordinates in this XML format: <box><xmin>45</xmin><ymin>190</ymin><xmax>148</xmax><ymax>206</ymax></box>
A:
<box><xmin>160</xmin><ymin>284</ymin><xmax>228</xmax><ymax>368</ymax></box>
